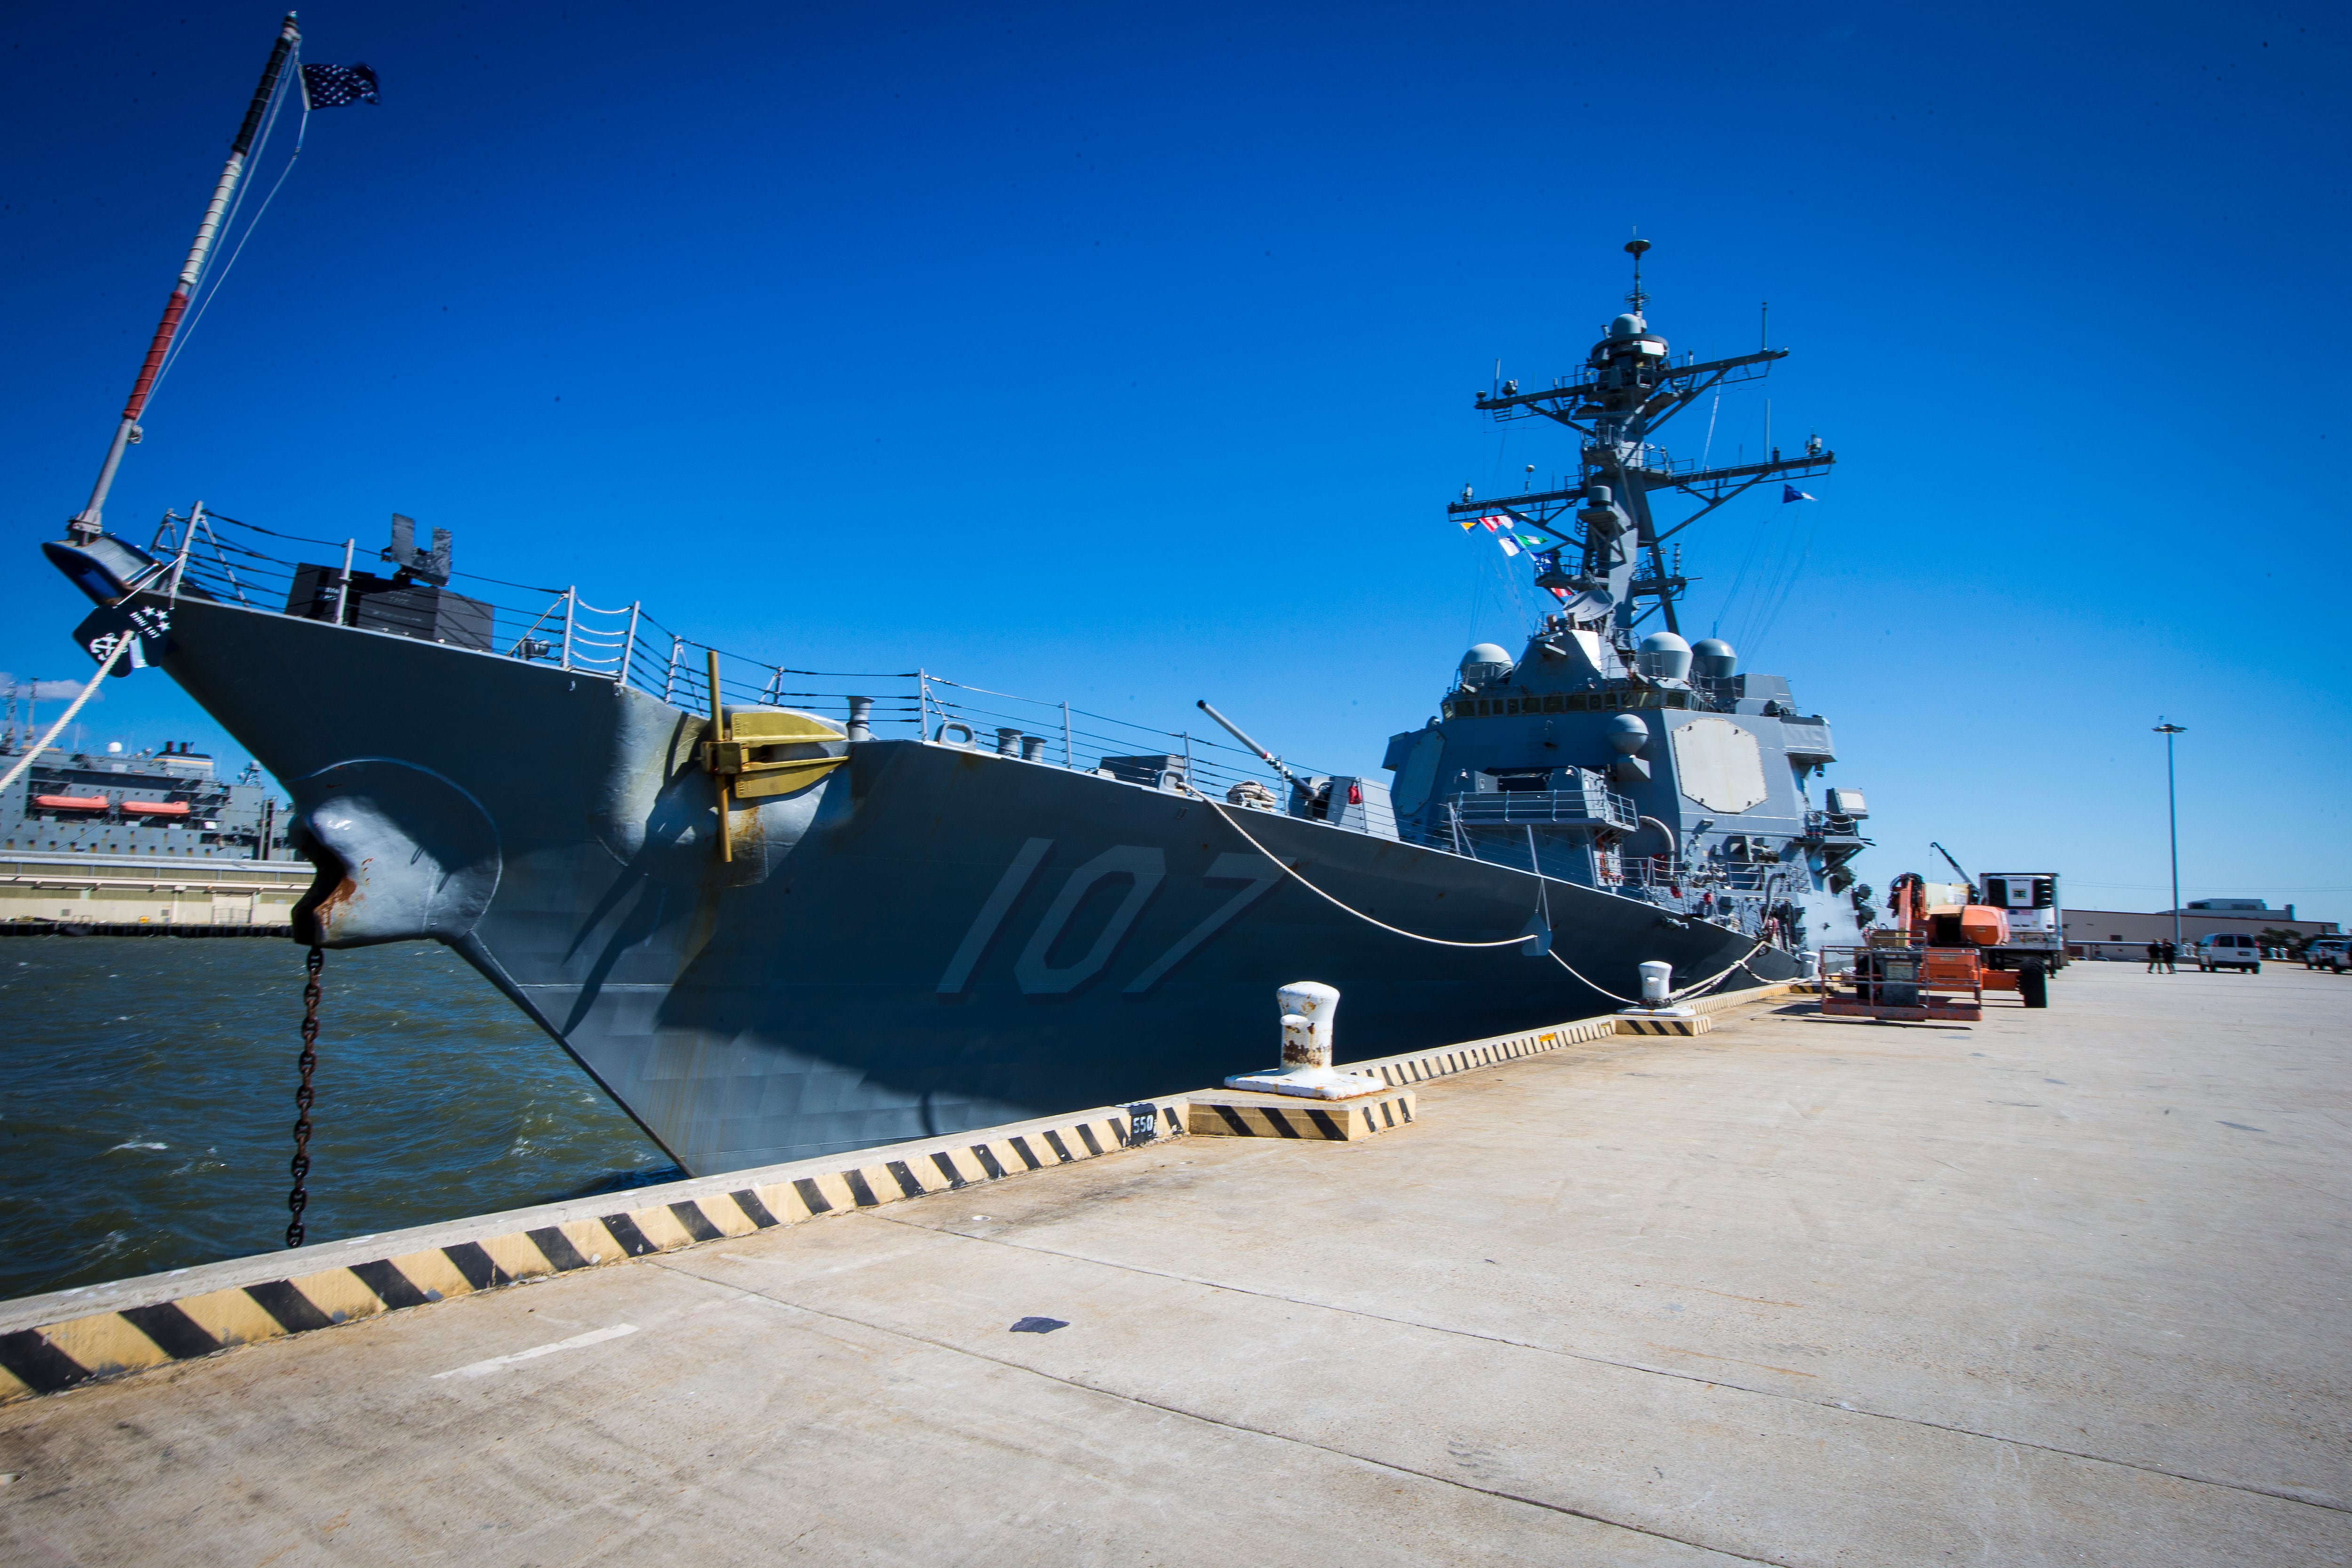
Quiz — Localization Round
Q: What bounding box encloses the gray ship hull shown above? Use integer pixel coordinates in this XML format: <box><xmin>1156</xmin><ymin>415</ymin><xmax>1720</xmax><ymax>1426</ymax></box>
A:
<box><xmin>140</xmin><ymin>591</ymin><xmax>1793</xmax><ymax>1174</ymax></box>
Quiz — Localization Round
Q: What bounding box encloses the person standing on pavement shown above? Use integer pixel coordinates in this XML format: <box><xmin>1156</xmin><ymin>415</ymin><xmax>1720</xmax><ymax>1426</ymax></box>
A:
<box><xmin>2147</xmin><ymin>939</ymin><xmax>2163</xmax><ymax>973</ymax></box>
<box><xmin>2161</xmin><ymin>939</ymin><xmax>2179</xmax><ymax>973</ymax></box>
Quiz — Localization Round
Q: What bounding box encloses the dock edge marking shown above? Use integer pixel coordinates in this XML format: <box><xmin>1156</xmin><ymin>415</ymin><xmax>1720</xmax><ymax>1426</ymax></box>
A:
<box><xmin>0</xmin><ymin>984</ymin><xmax>1793</xmax><ymax>1403</ymax></box>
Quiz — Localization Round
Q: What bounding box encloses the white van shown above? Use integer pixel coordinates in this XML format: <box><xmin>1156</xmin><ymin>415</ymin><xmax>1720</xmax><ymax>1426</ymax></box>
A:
<box><xmin>2193</xmin><ymin>933</ymin><xmax>2262</xmax><ymax>974</ymax></box>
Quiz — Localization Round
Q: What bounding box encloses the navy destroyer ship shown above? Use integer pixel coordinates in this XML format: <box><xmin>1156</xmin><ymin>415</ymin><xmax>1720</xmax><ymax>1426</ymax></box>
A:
<box><xmin>33</xmin><ymin>23</ymin><xmax>1873</xmax><ymax>1177</ymax></box>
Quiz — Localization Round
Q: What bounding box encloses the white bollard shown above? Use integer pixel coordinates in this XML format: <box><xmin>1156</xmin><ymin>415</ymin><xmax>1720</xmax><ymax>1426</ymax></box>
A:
<box><xmin>1277</xmin><ymin>980</ymin><xmax>1339</xmax><ymax>1068</ymax></box>
<box><xmin>1226</xmin><ymin>980</ymin><xmax>1386</xmax><ymax>1100</ymax></box>
<box><xmin>1619</xmin><ymin>957</ymin><xmax>1697</xmax><ymax>1020</ymax></box>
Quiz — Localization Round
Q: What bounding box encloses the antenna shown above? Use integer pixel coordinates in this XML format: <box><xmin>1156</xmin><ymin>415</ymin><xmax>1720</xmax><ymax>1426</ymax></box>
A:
<box><xmin>1760</xmin><ymin>299</ymin><xmax>1769</xmax><ymax>350</ymax></box>
<box><xmin>1624</xmin><ymin>235</ymin><xmax>1651</xmax><ymax>313</ymax></box>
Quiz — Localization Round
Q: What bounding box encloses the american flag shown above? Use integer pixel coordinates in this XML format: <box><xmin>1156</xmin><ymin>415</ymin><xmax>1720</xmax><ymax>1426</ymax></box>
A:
<box><xmin>301</xmin><ymin>62</ymin><xmax>381</xmax><ymax>108</ymax></box>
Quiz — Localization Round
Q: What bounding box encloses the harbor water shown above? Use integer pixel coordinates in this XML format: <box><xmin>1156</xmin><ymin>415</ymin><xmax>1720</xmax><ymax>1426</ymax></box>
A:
<box><xmin>0</xmin><ymin>937</ymin><xmax>675</xmax><ymax>1301</ymax></box>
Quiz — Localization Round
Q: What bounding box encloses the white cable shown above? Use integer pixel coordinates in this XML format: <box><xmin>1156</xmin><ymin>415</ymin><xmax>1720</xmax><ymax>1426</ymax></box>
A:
<box><xmin>1185</xmin><ymin>781</ymin><xmax>1785</xmax><ymax>993</ymax></box>
<box><xmin>1548</xmin><ymin>932</ymin><xmax>1771</xmax><ymax>1006</ymax></box>
<box><xmin>1678</xmin><ymin>936</ymin><xmax>1776</xmax><ymax>996</ymax></box>
<box><xmin>0</xmin><ymin>641</ymin><xmax>132</xmax><ymax>799</ymax></box>
<box><xmin>1190</xmin><ymin>788</ymin><xmax>1538</xmax><ymax>949</ymax></box>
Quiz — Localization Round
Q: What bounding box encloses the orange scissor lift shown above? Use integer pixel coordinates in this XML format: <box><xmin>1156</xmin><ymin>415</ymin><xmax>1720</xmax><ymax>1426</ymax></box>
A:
<box><xmin>1822</xmin><ymin>873</ymin><xmax>2040</xmax><ymax>1021</ymax></box>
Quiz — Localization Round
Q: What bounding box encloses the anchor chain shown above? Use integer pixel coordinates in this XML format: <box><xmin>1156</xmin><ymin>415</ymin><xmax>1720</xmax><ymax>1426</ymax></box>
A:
<box><xmin>286</xmin><ymin>945</ymin><xmax>323</xmax><ymax>1248</ymax></box>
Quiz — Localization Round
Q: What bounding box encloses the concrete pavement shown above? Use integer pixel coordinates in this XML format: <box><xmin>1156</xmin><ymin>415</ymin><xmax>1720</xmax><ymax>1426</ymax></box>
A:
<box><xmin>0</xmin><ymin>963</ymin><xmax>2344</xmax><ymax>1565</ymax></box>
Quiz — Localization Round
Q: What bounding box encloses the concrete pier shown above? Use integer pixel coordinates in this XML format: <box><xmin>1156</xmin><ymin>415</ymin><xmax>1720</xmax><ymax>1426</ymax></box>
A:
<box><xmin>0</xmin><ymin>850</ymin><xmax>309</xmax><ymax>932</ymax></box>
<box><xmin>0</xmin><ymin>964</ymin><xmax>2344</xmax><ymax>1564</ymax></box>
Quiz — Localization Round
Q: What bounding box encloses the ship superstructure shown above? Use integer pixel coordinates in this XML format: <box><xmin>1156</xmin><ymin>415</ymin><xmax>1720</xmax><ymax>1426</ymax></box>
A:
<box><xmin>1371</xmin><ymin>241</ymin><xmax>1875</xmax><ymax>948</ymax></box>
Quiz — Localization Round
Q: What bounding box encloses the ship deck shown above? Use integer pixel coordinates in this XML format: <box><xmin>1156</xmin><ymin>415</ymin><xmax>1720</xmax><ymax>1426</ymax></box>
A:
<box><xmin>0</xmin><ymin>963</ymin><xmax>2344</xmax><ymax>1564</ymax></box>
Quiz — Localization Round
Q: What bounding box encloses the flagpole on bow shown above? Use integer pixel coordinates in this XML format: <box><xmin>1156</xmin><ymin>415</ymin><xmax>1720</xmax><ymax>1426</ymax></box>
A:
<box><xmin>68</xmin><ymin>13</ymin><xmax>302</xmax><ymax>542</ymax></box>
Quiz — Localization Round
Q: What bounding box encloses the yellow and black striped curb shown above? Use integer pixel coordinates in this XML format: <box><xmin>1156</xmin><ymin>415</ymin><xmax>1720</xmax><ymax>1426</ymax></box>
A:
<box><xmin>1614</xmin><ymin>1012</ymin><xmax>1715</xmax><ymax>1036</ymax></box>
<box><xmin>1343</xmin><ymin>979</ymin><xmax>1783</xmax><ymax>1083</ymax></box>
<box><xmin>0</xmin><ymin>1097</ymin><xmax>1186</xmax><ymax>1405</ymax></box>
<box><xmin>1352</xmin><ymin>1018</ymin><xmax>1617</xmax><ymax>1084</ymax></box>
<box><xmin>0</xmin><ymin>979</ymin><xmax>1796</xmax><ymax>1406</ymax></box>
<box><xmin>1186</xmin><ymin>1087</ymin><xmax>1417</xmax><ymax>1140</ymax></box>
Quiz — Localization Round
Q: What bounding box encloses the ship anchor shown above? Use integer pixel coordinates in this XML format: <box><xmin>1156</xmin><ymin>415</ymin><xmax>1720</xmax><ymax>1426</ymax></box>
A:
<box><xmin>699</xmin><ymin>650</ymin><xmax>849</xmax><ymax>861</ymax></box>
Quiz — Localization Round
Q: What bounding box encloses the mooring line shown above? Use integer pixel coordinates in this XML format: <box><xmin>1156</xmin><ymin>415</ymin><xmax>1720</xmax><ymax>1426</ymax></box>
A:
<box><xmin>1188</xmin><ymin>779</ymin><xmax>1780</xmax><ymax>999</ymax></box>
<box><xmin>1549</xmin><ymin>935</ymin><xmax>1770</xmax><ymax>1007</ymax></box>
<box><xmin>1184</xmin><ymin>785</ymin><xmax>1541</xmax><ymax>949</ymax></box>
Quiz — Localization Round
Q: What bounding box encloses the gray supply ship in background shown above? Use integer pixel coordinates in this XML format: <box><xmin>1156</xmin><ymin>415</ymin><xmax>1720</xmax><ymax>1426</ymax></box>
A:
<box><xmin>31</xmin><ymin>18</ymin><xmax>1873</xmax><ymax>1177</ymax></box>
<box><xmin>0</xmin><ymin>726</ymin><xmax>290</xmax><ymax>862</ymax></box>
<box><xmin>42</xmin><ymin>239</ymin><xmax>1872</xmax><ymax>1178</ymax></box>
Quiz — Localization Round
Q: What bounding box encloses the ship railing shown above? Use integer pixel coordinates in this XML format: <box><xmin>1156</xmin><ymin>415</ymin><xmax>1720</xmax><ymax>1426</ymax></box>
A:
<box><xmin>143</xmin><ymin>512</ymin><xmax>617</xmax><ymax>676</ymax></box>
<box><xmin>1394</xmin><ymin>812</ymin><xmax>1689</xmax><ymax>891</ymax></box>
<box><xmin>917</xmin><ymin>676</ymin><xmax>1297</xmax><ymax>803</ymax></box>
<box><xmin>1441</xmin><ymin>681</ymin><xmax>1754</xmax><ymax>719</ymax></box>
<box><xmin>1615</xmin><ymin>856</ymin><xmax>1785</xmax><ymax>895</ymax></box>
<box><xmin>641</xmin><ymin>638</ymin><xmax>930</xmax><ymax>740</ymax></box>
<box><xmin>1393</xmin><ymin>814</ymin><xmax>1581</xmax><ymax>879</ymax></box>
<box><xmin>138</xmin><ymin>510</ymin><xmax>1307</xmax><ymax>802</ymax></box>
<box><xmin>1389</xmin><ymin>825</ymin><xmax>1788</xmax><ymax>936</ymax></box>
<box><xmin>496</xmin><ymin>589</ymin><xmax>638</xmax><ymax>677</ymax></box>
<box><xmin>1441</xmin><ymin>786</ymin><xmax>1639</xmax><ymax>832</ymax></box>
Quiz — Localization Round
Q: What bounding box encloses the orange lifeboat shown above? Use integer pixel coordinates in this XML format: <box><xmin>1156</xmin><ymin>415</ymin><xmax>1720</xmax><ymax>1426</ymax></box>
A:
<box><xmin>121</xmin><ymin>800</ymin><xmax>191</xmax><ymax>816</ymax></box>
<box><xmin>33</xmin><ymin>795</ymin><xmax>109</xmax><ymax>811</ymax></box>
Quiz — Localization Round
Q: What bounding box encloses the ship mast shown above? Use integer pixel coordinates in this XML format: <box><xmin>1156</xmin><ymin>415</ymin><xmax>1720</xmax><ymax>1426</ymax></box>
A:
<box><xmin>1449</xmin><ymin>241</ymin><xmax>1836</xmax><ymax>643</ymax></box>
<box><xmin>67</xmin><ymin>14</ymin><xmax>302</xmax><ymax>543</ymax></box>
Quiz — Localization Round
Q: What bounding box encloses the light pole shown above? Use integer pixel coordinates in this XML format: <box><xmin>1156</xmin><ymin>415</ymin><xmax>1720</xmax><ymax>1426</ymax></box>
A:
<box><xmin>2154</xmin><ymin>720</ymin><xmax>2187</xmax><ymax>949</ymax></box>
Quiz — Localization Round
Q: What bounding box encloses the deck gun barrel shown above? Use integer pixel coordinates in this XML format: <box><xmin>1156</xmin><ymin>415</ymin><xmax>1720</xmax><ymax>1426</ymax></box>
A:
<box><xmin>1196</xmin><ymin>700</ymin><xmax>1297</xmax><ymax>787</ymax></box>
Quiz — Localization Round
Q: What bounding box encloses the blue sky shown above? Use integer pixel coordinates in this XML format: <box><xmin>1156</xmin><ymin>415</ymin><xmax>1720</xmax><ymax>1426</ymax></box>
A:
<box><xmin>5</xmin><ymin>1</ymin><xmax>2346</xmax><ymax>923</ymax></box>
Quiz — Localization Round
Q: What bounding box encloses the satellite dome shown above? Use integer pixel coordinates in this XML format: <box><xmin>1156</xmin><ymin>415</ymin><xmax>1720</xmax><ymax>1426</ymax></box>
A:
<box><xmin>1608</xmin><ymin>312</ymin><xmax>1646</xmax><ymax>339</ymax></box>
<box><xmin>1605</xmin><ymin>714</ymin><xmax>1649</xmax><ymax>756</ymax></box>
<box><xmin>1459</xmin><ymin>643</ymin><xmax>1515</xmax><ymax>685</ymax></box>
<box><xmin>1690</xmin><ymin>638</ymin><xmax>1738</xmax><ymax>679</ymax></box>
<box><xmin>1638</xmin><ymin>630</ymin><xmax>1692</xmax><ymax>681</ymax></box>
